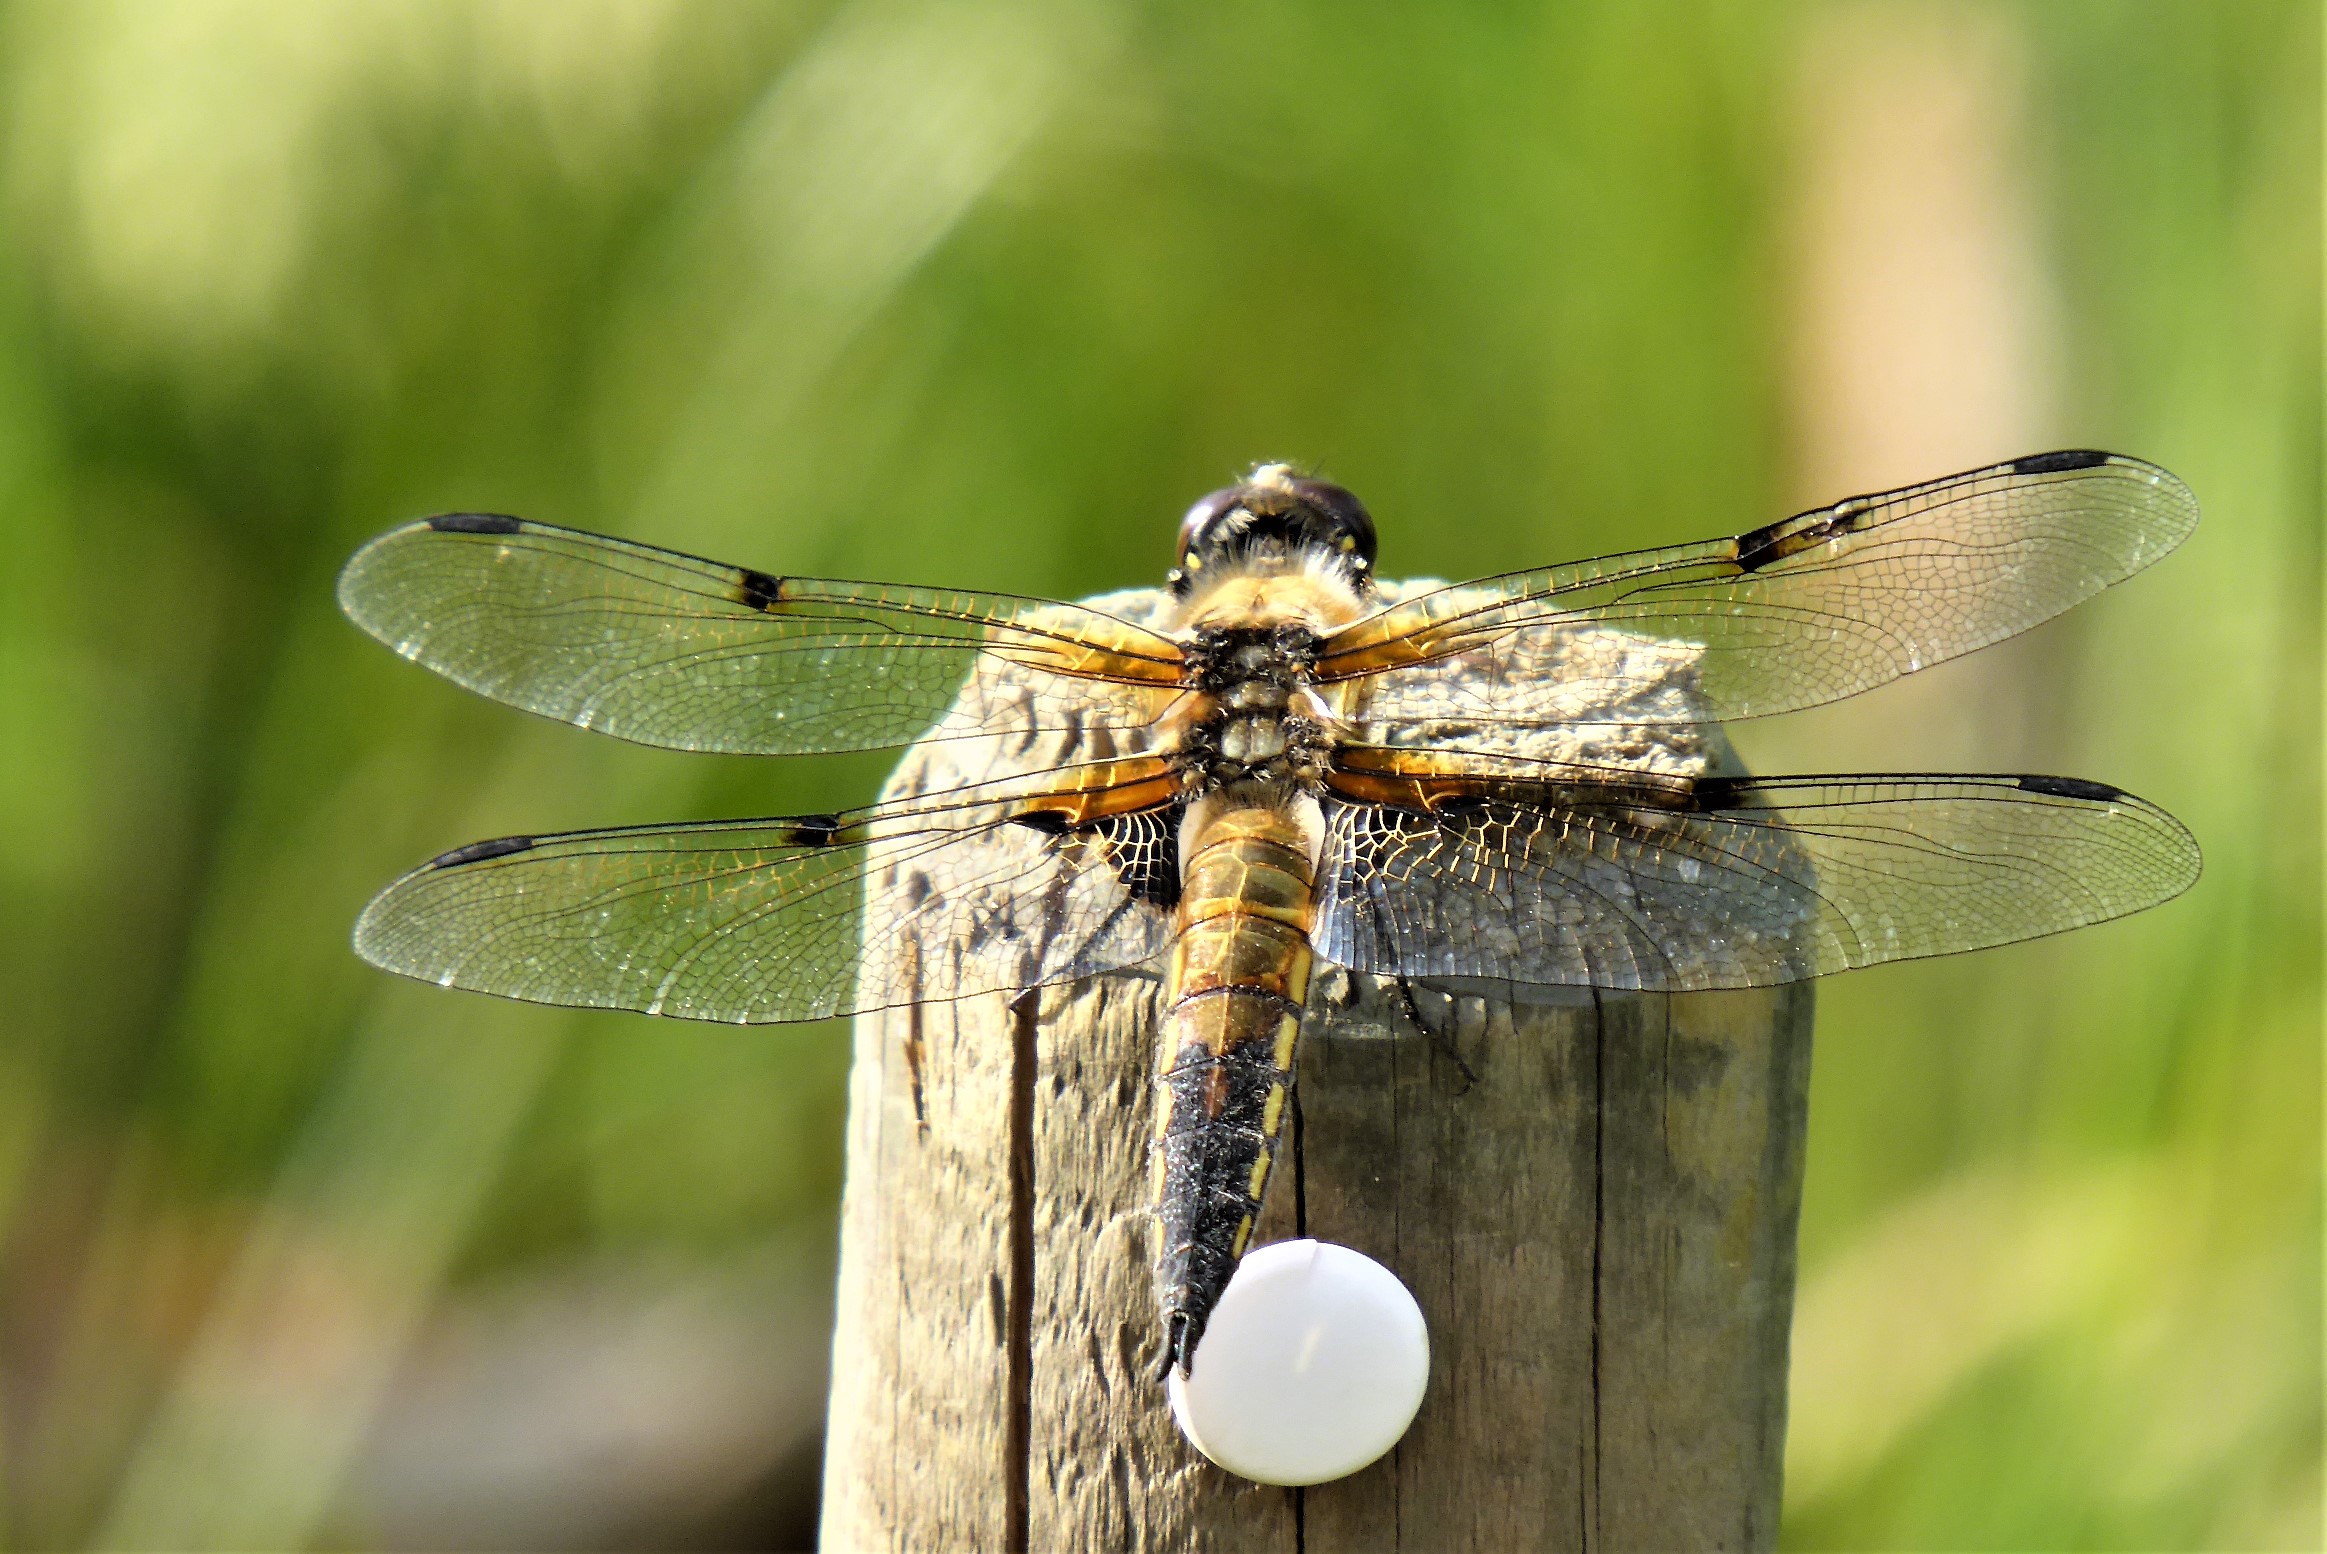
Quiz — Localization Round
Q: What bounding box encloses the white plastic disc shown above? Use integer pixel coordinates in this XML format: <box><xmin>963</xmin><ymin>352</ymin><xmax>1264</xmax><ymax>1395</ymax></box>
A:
<box><xmin>1165</xmin><ymin>1238</ymin><xmax>1429</xmax><ymax>1485</ymax></box>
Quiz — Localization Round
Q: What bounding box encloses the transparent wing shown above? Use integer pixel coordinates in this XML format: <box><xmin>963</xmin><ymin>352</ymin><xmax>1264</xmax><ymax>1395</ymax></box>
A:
<box><xmin>338</xmin><ymin>515</ymin><xmax>1187</xmax><ymax>756</ymax></box>
<box><xmin>1320</xmin><ymin>453</ymin><xmax>2197</xmax><ymax>735</ymax></box>
<box><xmin>1313</xmin><ymin>767</ymin><xmax>2200</xmax><ymax>992</ymax></box>
<box><xmin>354</xmin><ymin>763</ymin><xmax>1183</xmax><ymax>1024</ymax></box>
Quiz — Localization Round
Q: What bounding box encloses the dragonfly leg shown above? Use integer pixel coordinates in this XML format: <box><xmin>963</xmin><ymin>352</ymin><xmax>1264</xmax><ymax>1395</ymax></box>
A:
<box><xmin>1392</xmin><ymin>977</ymin><xmax>1477</xmax><ymax>1090</ymax></box>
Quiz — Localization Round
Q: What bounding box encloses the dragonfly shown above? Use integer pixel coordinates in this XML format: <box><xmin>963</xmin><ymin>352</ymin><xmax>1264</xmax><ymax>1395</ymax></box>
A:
<box><xmin>341</xmin><ymin>450</ymin><xmax>2201</xmax><ymax>1379</ymax></box>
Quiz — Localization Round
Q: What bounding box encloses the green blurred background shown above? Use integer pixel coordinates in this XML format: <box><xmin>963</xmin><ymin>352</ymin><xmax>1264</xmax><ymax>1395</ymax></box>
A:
<box><xmin>0</xmin><ymin>1</ymin><xmax>2315</xmax><ymax>1548</ymax></box>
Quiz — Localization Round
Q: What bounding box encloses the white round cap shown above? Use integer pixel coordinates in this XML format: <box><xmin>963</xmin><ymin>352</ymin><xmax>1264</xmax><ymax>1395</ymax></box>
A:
<box><xmin>1165</xmin><ymin>1238</ymin><xmax>1429</xmax><ymax>1486</ymax></box>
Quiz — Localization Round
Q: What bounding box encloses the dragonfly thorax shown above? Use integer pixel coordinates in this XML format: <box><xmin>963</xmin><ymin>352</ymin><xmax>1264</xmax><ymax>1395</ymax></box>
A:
<box><xmin>1176</xmin><ymin>624</ymin><xmax>1332</xmax><ymax>791</ymax></box>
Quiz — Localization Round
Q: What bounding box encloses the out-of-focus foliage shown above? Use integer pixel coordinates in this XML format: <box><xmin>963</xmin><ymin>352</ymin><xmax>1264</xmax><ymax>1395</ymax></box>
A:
<box><xmin>0</xmin><ymin>1</ymin><xmax>2312</xmax><ymax>1548</ymax></box>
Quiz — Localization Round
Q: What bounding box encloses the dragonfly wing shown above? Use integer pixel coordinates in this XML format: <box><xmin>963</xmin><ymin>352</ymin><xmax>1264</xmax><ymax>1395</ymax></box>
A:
<box><xmin>1312</xmin><ymin>768</ymin><xmax>2200</xmax><ymax>993</ymax></box>
<box><xmin>339</xmin><ymin>515</ymin><xmax>1186</xmax><ymax>756</ymax></box>
<box><xmin>1321</xmin><ymin>452</ymin><xmax>2197</xmax><ymax>736</ymax></box>
<box><xmin>354</xmin><ymin>764</ymin><xmax>1183</xmax><ymax>1024</ymax></box>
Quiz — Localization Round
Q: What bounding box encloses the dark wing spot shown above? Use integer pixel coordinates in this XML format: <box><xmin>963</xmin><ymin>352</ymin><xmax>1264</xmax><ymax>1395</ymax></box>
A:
<box><xmin>1690</xmin><ymin>775</ymin><xmax>1744</xmax><ymax>810</ymax></box>
<box><xmin>1098</xmin><ymin>809</ymin><xmax>1181</xmax><ymax>909</ymax></box>
<box><xmin>428</xmin><ymin>513</ymin><xmax>524</xmax><ymax>535</ymax></box>
<box><xmin>2018</xmin><ymin>774</ymin><xmax>2123</xmax><ymax>802</ymax></box>
<box><xmin>2011</xmin><ymin>449</ymin><xmax>2113</xmax><ymax>475</ymax></box>
<box><xmin>430</xmin><ymin>835</ymin><xmax>535</xmax><ymax>867</ymax></box>
<box><xmin>734</xmin><ymin>568</ymin><xmax>784</xmax><ymax>611</ymax></box>
<box><xmin>1731</xmin><ymin>518</ymin><xmax>1787</xmax><ymax>572</ymax></box>
<box><xmin>1010</xmin><ymin>808</ymin><xmax>1179</xmax><ymax>907</ymax></box>
<box><xmin>1338</xmin><ymin>808</ymin><xmax>1408</xmax><ymax>878</ymax></box>
<box><xmin>785</xmin><ymin>814</ymin><xmax>843</xmax><ymax>846</ymax></box>
<box><xmin>1732</xmin><ymin>515</ymin><xmax>1839</xmax><ymax>573</ymax></box>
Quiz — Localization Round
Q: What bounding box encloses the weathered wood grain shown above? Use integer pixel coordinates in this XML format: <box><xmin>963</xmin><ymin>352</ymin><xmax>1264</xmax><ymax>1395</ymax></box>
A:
<box><xmin>820</xmin><ymin>589</ymin><xmax>1815</xmax><ymax>1553</ymax></box>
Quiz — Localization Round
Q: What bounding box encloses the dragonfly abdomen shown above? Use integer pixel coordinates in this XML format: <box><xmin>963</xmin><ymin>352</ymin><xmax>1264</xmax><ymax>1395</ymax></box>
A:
<box><xmin>1152</xmin><ymin>797</ymin><xmax>1317</xmax><ymax>1377</ymax></box>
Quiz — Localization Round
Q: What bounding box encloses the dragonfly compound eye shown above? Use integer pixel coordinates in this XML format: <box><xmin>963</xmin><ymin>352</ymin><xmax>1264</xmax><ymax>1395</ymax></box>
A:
<box><xmin>1285</xmin><ymin>477</ymin><xmax>1376</xmax><ymax>568</ymax></box>
<box><xmin>1177</xmin><ymin>487</ymin><xmax>1246</xmax><ymax>571</ymax></box>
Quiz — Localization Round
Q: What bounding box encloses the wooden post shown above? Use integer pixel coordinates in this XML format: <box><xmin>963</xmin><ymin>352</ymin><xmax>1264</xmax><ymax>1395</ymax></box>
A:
<box><xmin>820</xmin><ymin>600</ymin><xmax>1817</xmax><ymax>1553</ymax></box>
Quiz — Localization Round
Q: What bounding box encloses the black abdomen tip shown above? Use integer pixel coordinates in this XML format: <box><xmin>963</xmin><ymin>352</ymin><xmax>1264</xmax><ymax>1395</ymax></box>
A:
<box><xmin>1162</xmin><ymin>1309</ymin><xmax>1201</xmax><ymax>1381</ymax></box>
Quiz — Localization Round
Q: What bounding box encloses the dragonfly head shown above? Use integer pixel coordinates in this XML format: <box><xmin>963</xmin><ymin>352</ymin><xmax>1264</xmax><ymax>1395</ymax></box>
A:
<box><xmin>1170</xmin><ymin>463</ymin><xmax>1377</xmax><ymax>598</ymax></box>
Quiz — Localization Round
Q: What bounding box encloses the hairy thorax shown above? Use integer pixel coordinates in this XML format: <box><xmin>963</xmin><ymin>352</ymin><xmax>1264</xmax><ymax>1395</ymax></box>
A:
<box><xmin>1163</xmin><ymin>560</ymin><xmax>1370</xmax><ymax>795</ymax></box>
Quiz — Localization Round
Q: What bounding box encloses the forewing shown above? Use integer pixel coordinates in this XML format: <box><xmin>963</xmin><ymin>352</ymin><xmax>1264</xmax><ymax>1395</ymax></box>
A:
<box><xmin>1320</xmin><ymin>453</ymin><xmax>2197</xmax><ymax>734</ymax></box>
<box><xmin>353</xmin><ymin>767</ymin><xmax>1182</xmax><ymax>1024</ymax></box>
<box><xmin>338</xmin><ymin>515</ymin><xmax>1186</xmax><ymax>755</ymax></box>
<box><xmin>1313</xmin><ymin>770</ymin><xmax>2200</xmax><ymax>992</ymax></box>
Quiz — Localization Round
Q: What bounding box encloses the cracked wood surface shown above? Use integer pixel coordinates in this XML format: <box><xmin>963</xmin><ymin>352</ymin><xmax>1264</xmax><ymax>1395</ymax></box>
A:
<box><xmin>819</xmin><ymin>590</ymin><xmax>1815</xmax><ymax>1552</ymax></box>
